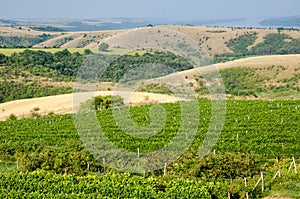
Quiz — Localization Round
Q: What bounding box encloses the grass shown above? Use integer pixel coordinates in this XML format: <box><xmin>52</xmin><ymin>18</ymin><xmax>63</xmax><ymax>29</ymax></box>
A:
<box><xmin>259</xmin><ymin>90</ymin><xmax>300</xmax><ymax>100</ymax></box>
<box><xmin>98</xmin><ymin>48</ymin><xmax>148</xmax><ymax>55</ymax></box>
<box><xmin>0</xmin><ymin>48</ymin><xmax>29</xmax><ymax>56</ymax></box>
<box><xmin>0</xmin><ymin>161</ymin><xmax>17</xmax><ymax>173</ymax></box>
<box><xmin>136</xmin><ymin>83</ymin><xmax>173</xmax><ymax>95</ymax></box>
<box><xmin>266</xmin><ymin>172</ymin><xmax>300</xmax><ymax>199</ymax></box>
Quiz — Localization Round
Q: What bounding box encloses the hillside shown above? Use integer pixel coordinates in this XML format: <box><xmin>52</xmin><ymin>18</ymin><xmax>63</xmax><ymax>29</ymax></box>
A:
<box><xmin>0</xmin><ymin>26</ymin><xmax>61</xmax><ymax>37</ymax></box>
<box><xmin>0</xmin><ymin>49</ymin><xmax>196</xmax><ymax>104</ymax></box>
<box><xmin>164</xmin><ymin>25</ymin><xmax>300</xmax><ymax>55</ymax></box>
<box><xmin>1</xmin><ymin>54</ymin><xmax>300</xmax><ymax>121</ymax></box>
<box><xmin>0</xmin><ymin>26</ymin><xmax>61</xmax><ymax>47</ymax></box>
<box><xmin>0</xmin><ymin>45</ymin><xmax>299</xmax><ymax>106</ymax></box>
<box><xmin>172</xmin><ymin>54</ymin><xmax>300</xmax><ymax>84</ymax></box>
<box><xmin>36</xmin><ymin>29</ymin><xmax>124</xmax><ymax>48</ymax></box>
<box><xmin>44</xmin><ymin>26</ymin><xmax>300</xmax><ymax>57</ymax></box>
<box><xmin>1</xmin><ymin>25</ymin><xmax>300</xmax><ymax>56</ymax></box>
<box><xmin>140</xmin><ymin>54</ymin><xmax>300</xmax><ymax>100</ymax></box>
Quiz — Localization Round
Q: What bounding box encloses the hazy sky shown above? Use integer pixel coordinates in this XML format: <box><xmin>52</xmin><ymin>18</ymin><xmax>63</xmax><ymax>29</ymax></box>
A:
<box><xmin>1</xmin><ymin>0</ymin><xmax>299</xmax><ymax>20</ymax></box>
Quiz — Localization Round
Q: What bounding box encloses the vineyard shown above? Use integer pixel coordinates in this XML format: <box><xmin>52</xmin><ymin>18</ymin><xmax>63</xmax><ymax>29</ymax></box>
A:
<box><xmin>0</xmin><ymin>100</ymin><xmax>299</xmax><ymax>198</ymax></box>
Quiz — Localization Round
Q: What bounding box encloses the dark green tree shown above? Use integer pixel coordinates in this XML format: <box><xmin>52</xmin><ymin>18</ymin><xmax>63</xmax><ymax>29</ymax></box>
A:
<box><xmin>84</xmin><ymin>49</ymin><xmax>92</xmax><ymax>55</ymax></box>
<box><xmin>99</xmin><ymin>42</ymin><xmax>109</xmax><ymax>52</ymax></box>
<box><xmin>0</xmin><ymin>53</ymin><xmax>6</xmax><ymax>64</ymax></box>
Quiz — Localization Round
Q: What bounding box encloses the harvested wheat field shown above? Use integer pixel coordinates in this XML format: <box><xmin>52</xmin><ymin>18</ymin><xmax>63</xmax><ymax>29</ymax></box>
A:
<box><xmin>0</xmin><ymin>91</ymin><xmax>180</xmax><ymax>121</ymax></box>
<box><xmin>171</xmin><ymin>54</ymin><xmax>300</xmax><ymax>79</ymax></box>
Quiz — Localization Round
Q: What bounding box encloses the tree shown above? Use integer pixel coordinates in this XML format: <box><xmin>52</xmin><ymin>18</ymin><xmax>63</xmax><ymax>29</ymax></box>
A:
<box><xmin>7</xmin><ymin>113</ymin><xmax>17</xmax><ymax>121</ymax></box>
<box><xmin>99</xmin><ymin>43</ymin><xmax>109</xmax><ymax>52</ymax></box>
<box><xmin>0</xmin><ymin>53</ymin><xmax>6</xmax><ymax>64</ymax></box>
<box><xmin>84</xmin><ymin>49</ymin><xmax>92</xmax><ymax>55</ymax></box>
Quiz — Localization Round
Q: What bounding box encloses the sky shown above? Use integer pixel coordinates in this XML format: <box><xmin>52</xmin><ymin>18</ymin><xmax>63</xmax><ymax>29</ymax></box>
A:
<box><xmin>1</xmin><ymin>0</ymin><xmax>299</xmax><ymax>20</ymax></box>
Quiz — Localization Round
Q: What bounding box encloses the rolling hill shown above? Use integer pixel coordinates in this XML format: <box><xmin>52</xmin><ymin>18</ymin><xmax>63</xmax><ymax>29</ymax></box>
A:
<box><xmin>1</xmin><ymin>54</ymin><xmax>299</xmax><ymax>121</ymax></box>
<box><xmin>0</xmin><ymin>25</ymin><xmax>300</xmax><ymax>198</ymax></box>
<box><xmin>1</xmin><ymin>25</ymin><xmax>300</xmax><ymax>56</ymax></box>
<box><xmin>140</xmin><ymin>54</ymin><xmax>300</xmax><ymax>100</ymax></box>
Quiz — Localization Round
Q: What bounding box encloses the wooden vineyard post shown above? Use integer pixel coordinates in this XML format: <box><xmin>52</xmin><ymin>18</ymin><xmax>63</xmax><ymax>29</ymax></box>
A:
<box><xmin>244</xmin><ymin>178</ymin><xmax>249</xmax><ymax>199</ymax></box>
<box><xmin>163</xmin><ymin>163</ymin><xmax>167</xmax><ymax>176</ymax></box>
<box><xmin>288</xmin><ymin>157</ymin><xmax>297</xmax><ymax>174</ymax></box>
<box><xmin>87</xmin><ymin>162</ymin><xmax>90</xmax><ymax>171</ymax></box>
<box><xmin>288</xmin><ymin>159</ymin><xmax>292</xmax><ymax>173</ymax></box>
<box><xmin>272</xmin><ymin>165</ymin><xmax>281</xmax><ymax>181</ymax></box>
<box><xmin>261</xmin><ymin>172</ymin><xmax>264</xmax><ymax>193</ymax></box>
<box><xmin>137</xmin><ymin>148</ymin><xmax>140</xmax><ymax>158</ymax></box>
<box><xmin>253</xmin><ymin>172</ymin><xmax>264</xmax><ymax>193</ymax></box>
<box><xmin>103</xmin><ymin>158</ymin><xmax>106</xmax><ymax>174</ymax></box>
<box><xmin>293</xmin><ymin>157</ymin><xmax>297</xmax><ymax>174</ymax></box>
<box><xmin>16</xmin><ymin>160</ymin><xmax>19</xmax><ymax>170</ymax></box>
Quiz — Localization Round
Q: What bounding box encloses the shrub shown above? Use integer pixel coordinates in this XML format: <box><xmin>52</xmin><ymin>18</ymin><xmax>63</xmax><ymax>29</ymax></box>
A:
<box><xmin>7</xmin><ymin>114</ymin><xmax>17</xmax><ymax>121</ymax></box>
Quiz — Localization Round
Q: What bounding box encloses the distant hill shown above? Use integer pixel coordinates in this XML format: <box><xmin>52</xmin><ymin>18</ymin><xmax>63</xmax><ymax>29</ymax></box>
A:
<box><xmin>260</xmin><ymin>16</ymin><xmax>300</xmax><ymax>28</ymax></box>
<box><xmin>0</xmin><ymin>18</ymin><xmax>156</xmax><ymax>32</ymax></box>
<box><xmin>1</xmin><ymin>25</ymin><xmax>300</xmax><ymax>58</ymax></box>
<box><xmin>0</xmin><ymin>25</ymin><xmax>300</xmax><ymax>102</ymax></box>
<box><xmin>162</xmin><ymin>54</ymin><xmax>300</xmax><ymax>100</ymax></box>
<box><xmin>29</xmin><ymin>26</ymin><xmax>66</xmax><ymax>32</ymax></box>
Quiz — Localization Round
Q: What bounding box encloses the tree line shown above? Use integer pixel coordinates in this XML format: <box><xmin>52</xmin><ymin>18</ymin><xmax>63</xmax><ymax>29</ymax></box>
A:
<box><xmin>0</xmin><ymin>49</ymin><xmax>194</xmax><ymax>103</ymax></box>
<box><xmin>214</xmin><ymin>33</ymin><xmax>300</xmax><ymax>62</ymax></box>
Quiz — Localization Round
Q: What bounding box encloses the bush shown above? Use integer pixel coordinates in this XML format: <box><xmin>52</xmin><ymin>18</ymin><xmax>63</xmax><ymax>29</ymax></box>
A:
<box><xmin>195</xmin><ymin>153</ymin><xmax>259</xmax><ymax>179</ymax></box>
<box><xmin>7</xmin><ymin>114</ymin><xmax>17</xmax><ymax>121</ymax></box>
<box><xmin>80</xmin><ymin>95</ymin><xmax>124</xmax><ymax>111</ymax></box>
<box><xmin>99</xmin><ymin>42</ymin><xmax>109</xmax><ymax>52</ymax></box>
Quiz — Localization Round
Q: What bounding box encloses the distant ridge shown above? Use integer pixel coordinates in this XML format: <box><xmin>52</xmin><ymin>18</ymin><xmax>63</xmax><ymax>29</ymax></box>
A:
<box><xmin>260</xmin><ymin>16</ymin><xmax>300</xmax><ymax>28</ymax></box>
